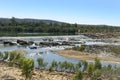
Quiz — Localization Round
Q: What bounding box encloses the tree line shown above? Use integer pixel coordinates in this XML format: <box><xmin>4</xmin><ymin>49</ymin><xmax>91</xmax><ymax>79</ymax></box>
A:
<box><xmin>0</xmin><ymin>17</ymin><xmax>120</xmax><ymax>36</ymax></box>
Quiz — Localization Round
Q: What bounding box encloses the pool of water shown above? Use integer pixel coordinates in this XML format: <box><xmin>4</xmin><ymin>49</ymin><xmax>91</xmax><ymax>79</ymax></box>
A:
<box><xmin>0</xmin><ymin>45</ymin><xmax>120</xmax><ymax>68</ymax></box>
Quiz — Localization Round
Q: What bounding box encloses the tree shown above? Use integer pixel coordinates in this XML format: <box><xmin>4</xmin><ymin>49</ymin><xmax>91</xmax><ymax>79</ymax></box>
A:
<box><xmin>10</xmin><ymin>17</ymin><xmax>17</xmax><ymax>26</ymax></box>
<box><xmin>9</xmin><ymin>51</ymin><xmax>16</xmax><ymax>61</ymax></box>
<box><xmin>37</xmin><ymin>57</ymin><xmax>44</xmax><ymax>69</ymax></box>
<box><xmin>74</xmin><ymin>70</ymin><xmax>83</xmax><ymax>80</ymax></box>
<box><xmin>94</xmin><ymin>57</ymin><xmax>102</xmax><ymax>70</ymax></box>
<box><xmin>87</xmin><ymin>63</ymin><xmax>95</xmax><ymax>77</ymax></box>
<box><xmin>21</xmin><ymin>58</ymin><xmax>34</xmax><ymax>80</ymax></box>
<box><xmin>3</xmin><ymin>52</ymin><xmax>9</xmax><ymax>60</ymax></box>
<box><xmin>37</xmin><ymin>57</ymin><xmax>48</xmax><ymax>70</ymax></box>
<box><xmin>76</xmin><ymin>61</ymin><xmax>82</xmax><ymax>71</ymax></box>
<box><xmin>51</xmin><ymin>60</ymin><xmax>58</xmax><ymax>70</ymax></box>
<box><xmin>92</xmin><ymin>69</ymin><xmax>101</xmax><ymax>80</ymax></box>
<box><xmin>0</xmin><ymin>52</ymin><xmax>3</xmax><ymax>59</ymax></box>
<box><xmin>82</xmin><ymin>61</ymin><xmax>88</xmax><ymax>72</ymax></box>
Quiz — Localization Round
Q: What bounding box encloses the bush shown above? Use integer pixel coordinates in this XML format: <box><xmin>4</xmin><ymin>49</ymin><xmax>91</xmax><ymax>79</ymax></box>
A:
<box><xmin>74</xmin><ymin>70</ymin><xmax>83</xmax><ymax>80</ymax></box>
<box><xmin>94</xmin><ymin>57</ymin><xmax>102</xmax><ymax>70</ymax></box>
<box><xmin>87</xmin><ymin>63</ymin><xmax>95</xmax><ymax>77</ymax></box>
<box><xmin>3</xmin><ymin>52</ymin><xmax>9</xmax><ymax>60</ymax></box>
<box><xmin>73</xmin><ymin>45</ymin><xmax>86</xmax><ymax>51</ymax></box>
<box><xmin>21</xmin><ymin>58</ymin><xmax>34</xmax><ymax>80</ymax></box>
<box><xmin>0</xmin><ymin>52</ymin><xmax>3</xmax><ymax>59</ymax></box>
<box><xmin>37</xmin><ymin>57</ymin><xmax>48</xmax><ymax>69</ymax></box>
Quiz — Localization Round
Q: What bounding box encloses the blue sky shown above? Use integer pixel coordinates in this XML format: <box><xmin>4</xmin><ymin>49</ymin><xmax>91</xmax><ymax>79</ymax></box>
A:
<box><xmin>0</xmin><ymin>0</ymin><xmax>120</xmax><ymax>26</ymax></box>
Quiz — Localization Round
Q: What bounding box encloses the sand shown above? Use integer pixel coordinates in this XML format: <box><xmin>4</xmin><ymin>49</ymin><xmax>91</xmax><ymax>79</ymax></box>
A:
<box><xmin>54</xmin><ymin>50</ymin><xmax>120</xmax><ymax>63</ymax></box>
<box><xmin>0</xmin><ymin>61</ymin><xmax>73</xmax><ymax>80</ymax></box>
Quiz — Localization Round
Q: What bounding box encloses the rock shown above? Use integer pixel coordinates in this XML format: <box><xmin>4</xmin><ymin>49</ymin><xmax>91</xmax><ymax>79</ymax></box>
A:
<box><xmin>17</xmin><ymin>39</ymin><xmax>28</xmax><ymax>46</ymax></box>
<box><xmin>28</xmin><ymin>41</ymin><xmax>34</xmax><ymax>45</ymax></box>
<box><xmin>39</xmin><ymin>42</ymin><xmax>60</xmax><ymax>47</ymax></box>
<box><xmin>3</xmin><ymin>41</ymin><xmax>17</xmax><ymax>46</ymax></box>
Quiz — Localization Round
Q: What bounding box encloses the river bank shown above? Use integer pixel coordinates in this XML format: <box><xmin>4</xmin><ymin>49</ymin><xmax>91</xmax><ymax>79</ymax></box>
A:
<box><xmin>0</xmin><ymin>61</ymin><xmax>74</xmax><ymax>80</ymax></box>
<box><xmin>54</xmin><ymin>50</ymin><xmax>120</xmax><ymax>64</ymax></box>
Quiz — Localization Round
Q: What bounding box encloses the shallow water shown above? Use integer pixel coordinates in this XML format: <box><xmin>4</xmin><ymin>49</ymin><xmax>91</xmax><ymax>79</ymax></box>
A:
<box><xmin>0</xmin><ymin>35</ymin><xmax>120</xmax><ymax>67</ymax></box>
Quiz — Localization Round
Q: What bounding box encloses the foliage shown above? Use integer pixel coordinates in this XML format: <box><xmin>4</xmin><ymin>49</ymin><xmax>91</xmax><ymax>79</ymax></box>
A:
<box><xmin>92</xmin><ymin>69</ymin><xmax>101</xmax><ymax>80</ymax></box>
<box><xmin>37</xmin><ymin>57</ymin><xmax>48</xmax><ymax>69</ymax></box>
<box><xmin>3</xmin><ymin>52</ymin><xmax>9</xmax><ymax>60</ymax></box>
<box><xmin>73</xmin><ymin>45</ymin><xmax>86</xmax><ymax>51</ymax></box>
<box><xmin>0</xmin><ymin>52</ymin><xmax>3</xmax><ymax>59</ymax></box>
<box><xmin>76</xmin><ymin>61</ymin><xmax>82</xmax><ymax>71</ymax></box>
<box><xmin>74</xmin><ymin>70</ymin><xmax>83</xmax><ymax>80</ymax></box>
<box><xmin>111</xmin><ymin>46</ymin><xmax>120</xmax><ymax>55</ymax></box>
<box><xmin>21</xmin><ymin>58</ymin><xmax>34</xmax><ymax>80</ymax></box>
<box><xmin>0</xmin><ymin>17</ymin><xmax>120</xmax><ymax>36</ymax></box>
<box><xmin>51</xmin><ymin>60</ymin><xmax>58</xmax><ymax>70</ymax></box>
<box><xmin>94</xmin><ymin>57</ymin><xmax>102</xmax><ymax>70</ymax></box>
<box><xmin>87</xmin><ymin>63</ymin><xmax>95</xmax><ymax>77</ymax></box>
<box><xmin>82</xmin><ymin>61</ymin><xmax>88</xmax><ymax>71</ymax></box>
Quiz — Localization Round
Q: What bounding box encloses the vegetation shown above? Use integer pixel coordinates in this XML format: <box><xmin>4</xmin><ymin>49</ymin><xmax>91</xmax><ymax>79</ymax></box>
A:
<box><xmin>0</xmin><ymin>51</ymin><xmax>34</xmax><ymax>80</ymax></box>
<box><xmin>37</xmin><ymin>57</ymin><xmax>48</xmax><ymax>70</ymax></box>
<box><xmin>72</xmin><ymin>45</ymin><xmax>86</xmax><ymax>51</ymax></box>
<box><xmin>21</xmin><ymin>58</ymin><xmax>34</xmax><ymax>80</ymax></box>
<box><xmin>0</xmin><ymin>17</ymin><xmax>120</xmax><ymax>36</ymax></box>
<box><xmin>0</xmin><ymin>51</ymin><xmax>120</xmax><ymax>80</ymax></box>
<box><xmin>74</xmin><ymin>70</ymin><xmax>83</xmax><ymax>80</ymax></box>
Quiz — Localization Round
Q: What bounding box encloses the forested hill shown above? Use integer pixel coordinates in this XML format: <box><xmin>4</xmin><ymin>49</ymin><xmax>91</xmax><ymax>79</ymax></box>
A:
<box><xmin>0</xmin><ymin>17</ymin><xmax>120</xmax><ymax>36</ymax></box>
<box><xmin>0</xmin><ymin>18</ymin><xmax>63</xmax><ymax>24</ymax></box>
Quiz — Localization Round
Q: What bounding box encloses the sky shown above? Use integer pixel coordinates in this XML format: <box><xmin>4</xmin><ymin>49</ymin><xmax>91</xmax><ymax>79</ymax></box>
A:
<box><xmin>0</xmin><ymin>0</ymin><xmax>120</xmax><ymax>26</ymax></box>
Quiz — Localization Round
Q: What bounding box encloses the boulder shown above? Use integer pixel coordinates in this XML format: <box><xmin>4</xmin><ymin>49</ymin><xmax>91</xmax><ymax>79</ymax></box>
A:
<box><xmin>17</xmin><ymin>39</ymin><xmax>28</xmax><ymax>46</ymax></box>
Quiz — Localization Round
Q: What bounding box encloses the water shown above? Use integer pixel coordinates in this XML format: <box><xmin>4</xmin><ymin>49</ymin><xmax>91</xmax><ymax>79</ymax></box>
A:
<box><xmin>0</xmin><ymin>35</ymin><xmax>120</xmax><ymax>68</ymax></box>
<box><xmin>0</xmin><ymin>45</ymin><xmax>79</xmax><ymax>68</ymax></box>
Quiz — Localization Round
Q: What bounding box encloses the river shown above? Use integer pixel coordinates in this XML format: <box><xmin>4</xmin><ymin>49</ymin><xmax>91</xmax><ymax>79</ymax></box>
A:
<box><xmin>0</xmin><ymin>35</ymin><xmax>120</xmax><ymax>68</ymax></box>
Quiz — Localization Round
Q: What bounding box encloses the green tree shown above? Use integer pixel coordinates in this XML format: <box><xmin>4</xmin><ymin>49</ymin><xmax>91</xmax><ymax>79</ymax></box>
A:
<box><xmin>94</xmin><ymin>57</ymin><xmax>102</xmax><ymax>70</ymax></box>
<box><xmin>74</xmin><ymin>70</ymin><xmax>83</xmax><ymax>80</ymax></box>
<box><xmin>87</xmin><ymin>63</ymin><xmax>95</xmax><ymax>77</ymax></box>
<box><xmin>3</xmin><ymin>52</ymin><xmax>9</xmax><ymax>60</ymax></box>
<box><xmin>82</xmin><ymin>61</ymin><xmax>88</xmax><ymax>72</ymax></box>
<box><xmin>76</xmin><ymin>61</ymin><xmax>82</xmax><ymax>71</ymax></box>
<box><xmin>0</xmin><ymin>52</ymin><xmax>3</xmax><ymax>59</ymax></box>
<box><xmin>37</xmin><ymin>57</ymin><xmax>44</xmax><ymax>69</ymax></box>
<box><xmin>37</xmin><ymin>57</ymin><xmax>48</xmax><ymax>70</ymax></box>
<box><xmin>21</xmin><ymin>58</ymin><xmax>34</xmax><ymax>80</ymax></box>
<box><xmin>51</xmin><ymin>60</ymin><xmax>58</xmax><ymax>70</ymax></box>
<box><xmin>92</xmin><ymin>69</ymin><xmax>101</xmax><ymax>80</ymax></box>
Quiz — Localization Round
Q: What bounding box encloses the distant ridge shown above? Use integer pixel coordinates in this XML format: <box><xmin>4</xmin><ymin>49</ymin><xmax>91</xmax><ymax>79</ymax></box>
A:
<box><xmin>0</xmin><ymin>17</ymin><xmax>120</xmax><ymax>27</ymax></box>
<box><xmin>0</xmin><ymin>17</ymin><xmax>66</xmax><ymax>24</ymax></box>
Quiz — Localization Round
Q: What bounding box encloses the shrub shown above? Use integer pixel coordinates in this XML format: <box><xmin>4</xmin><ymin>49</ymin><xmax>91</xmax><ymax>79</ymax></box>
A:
<box><xmin>73</xmin><ymin>45</ymin><xmax>86</xmax><ymax>51</ymax></box>
<box><xmin>21</xmin><ymin>58</ymin><xmax>34</xmax><ymax>80</ymax></box>
<box><xmin>3</xmin><ymin>52</ymin><xmax>9</xmax><ymax>60</ymax></box>
<box><xmin>94</xmin><ymin>57</ymin><xmax>102</xmax><ymax>70</ymax></box>
<box><xmin>74</xmin><ymin>70</ymin><xmax>83</xmax><ymax>80</ymax></box>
